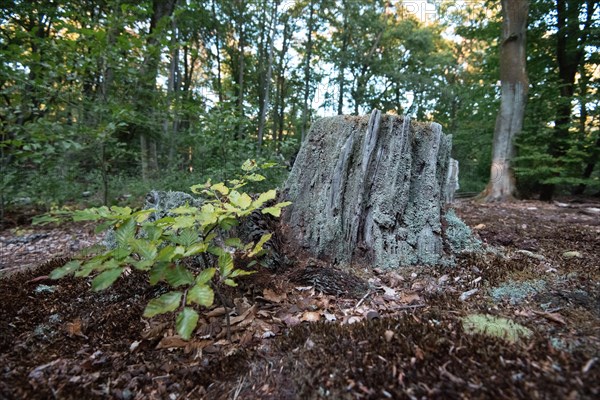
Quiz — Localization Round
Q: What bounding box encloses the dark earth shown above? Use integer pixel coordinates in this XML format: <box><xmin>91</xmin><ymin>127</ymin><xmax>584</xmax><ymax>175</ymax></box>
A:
<box><xmin>1</xmin><ymin>199</ymin><xmax>599</xmax><ymax>399</ymax></box>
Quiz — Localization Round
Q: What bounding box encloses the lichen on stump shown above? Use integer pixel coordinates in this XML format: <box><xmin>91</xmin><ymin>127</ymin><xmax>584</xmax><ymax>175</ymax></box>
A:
<box><xmin>282</xmin><ymin>110</ymin><xmax>474</xmax><ymax>269</ymax></box>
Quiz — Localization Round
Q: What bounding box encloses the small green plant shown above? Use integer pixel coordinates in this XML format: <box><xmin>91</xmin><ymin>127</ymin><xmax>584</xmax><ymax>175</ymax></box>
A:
<box><xmin>44</xmin><ymin>160</ymin><xmax>290</xmax><ymax>340</ymax></box>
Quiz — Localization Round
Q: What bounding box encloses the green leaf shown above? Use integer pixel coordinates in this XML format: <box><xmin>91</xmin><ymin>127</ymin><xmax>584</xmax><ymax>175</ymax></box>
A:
<box><xmin>219</xmin><ymin>217</ymin><xmax>238</xmax><ymax>231</ymax></box>
<box><xmin>241</xmin><ymin>159</ymin><xmax>257</xmax><ymax>171</ymax></box>
<box><xmin>143</xmin><ymin>291</ymin><xmax>182</xmax><ymax>318</ymax></box>
<box><xmin>32</xmin><ymin>214</ymin><xmax>61</xmax><ymax>225</ymax></box>
<box><xmin>171</xmin><ymin>205</ymin><xmax>198</xmax><ymax>214</ymax></box>
<box><xmin>230</xmin><ymin>269</ymin><xmax>256</xmax><ymax>278</ymax></box>
<box><xmin>165</xmin><ymin>264</ymin><xmax>194</xmax><ymax>287</ymax></box>
<box><xmin>183</xmin><ymin>242</ymin><xmax>209</xmax><ymax>257</ymax></box>
<box><xmin>172</xmin><ymin>215</ymin><xmax>195</xmax><ymax>230</ymax></box>
<box><xmin>223</xmin><ymin>279</ymin><xmax>237</xmax><ymax>287</ymax></box>
<box><xmin>229</xmin><ymin>191</ymin><xmax>252</xmax><ymax>210</ymax></box>
<box><xmin>218</xmin><ymin>253</ymin><xmax>234</xmax><ymax>277</ymax></box>
<box><xmin>115</xmin><ymin>218</ymin><xmax>137</xmax><ymax>246</ymax></box>
<box><xmin>134</xmin><ymin>209</ymin><xmax>155</xmax><ymax>223</ymax></box>
<box><xmin>262</xmin><ymin>206</ymin><xmax>282</xmax><ymax>217</ymax></box>
<box><xmin>211</xmin><ymin>182</ymin><xmax>229</xmax><ymax>195</ymax></box>
<box><xmin>130</xmin><ymin>239</ymin><xmax>157</xmax><ymax>260</ymax></box>
<box><xmin>110</xmin><ymin>206</ymin><xmax>132</xmax><ymax>217</ymax></box>
<box><xmin>156</xmin><ymin>245</ymin><xmax>177</xmax><ymax>262</ymax></box>
<box><xmin>187</xmin><ymin>283</ymin><xmax>214</xmax><ymax>307</ymax></box>
<box><xmin>174</xmin><ymin>228</ymin><xmax>198</xmax><ymax>247</ymax></box>
<box><xmin>261</xmin><ymin>162</ymin><xmax>277</xmax><ymax>169</ymax></box>
<box><xmin>73</xmin><ymin>208</ymin><xmax>102</xmax><ymax>221</ymax></box>
<box><xmin>262</xmin><ymin>202</ymin><xmax>291</xmax><ymax>217</ymax></box>
<box><xmin>253</xmin><ymin>189</ymin><xmax>277</xmax><ymax>208</ymax></box>
<box><xmin>92</xmin><ymin>268</ymin><xmax>123</xmax><ymax>291</ymax></box>
<box><xmin>245</xmin><ymin>173</ymin><xmax>265</xmax><ymax>182</ymax></box>
<box><xmin>176</xmin><ymin>307</ymin><xmax>199</xmax><ymax>340</ymax></box>
<box><xmin>142</xmin><ymin>224</ymin><xmax>163</xmax><ymax>241</ymax></box>
<box><xmin>249</xmin><ymin>233</ymin><xmax>272</xmax><ymax>257</ymax></box>
<box><xmin>224</xmin><ymin>237</ymin><xmax>243</xmax><ymax>249</ymax></box>
<box><xmin>149</xmin><ymin>262</ymin><xmax>170</xmax><ymax>285</ymax></box>
<box><xmin>196</xmin><ymin>268</ymin><xmax>216</xmax><ymax>285</ymax></box>
<box><xmin>74</xmin><ymin>256</ymin><xmax>105</xmax><ymax>277</ymax></box>
<box><xmin>132</xmin><ymin>259</ymin><xmax>155</xmax><ymax>271</ymax></box>
<box><xmin>50</xmin><ymin>260</ymin><xmax>81</xmax><ymax>279</ymax></box>
<box><xmin>95</xmin><ymin>220</ymin><xmax>116</xmax><ymax>234</ymax></box>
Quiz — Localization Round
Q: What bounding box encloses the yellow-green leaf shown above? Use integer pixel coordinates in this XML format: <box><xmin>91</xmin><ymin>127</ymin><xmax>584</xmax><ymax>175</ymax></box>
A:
<box><xmin>229</xmin><ymin>191</ymin><xmax>252</xmax><ymax>210</ymax></box>
<box><xmin>211</xmin><ymin>182</ymin><xmax>229</xmax><ymax>195</ymax></box>
<box><xmin>253</xmin><ymin>189</ymin><xmax>277</xmax><ymax>208</ymax></box>
<box><xmin>249</xmin><ymin>233</ymin><xmax>272</xmax><ymax>257</ymax></box>
<box><xmin>176</xmin><ymin>307</ymin><xmax>200</xmax><ymax>340</ymax></box>
<box><xmin>143</xmin><ymin>291</ymin><xmax>182</xmax><ymax>317</ymax></box>
<box><xmin>223</xmin><ymin>279</ymin><xmax>237</xmax><ymax>287</ymax></box>
<box><xmin>241</xmin><ymin>159</ymin><xmax>257</xmax><ymax>171</ymax></box>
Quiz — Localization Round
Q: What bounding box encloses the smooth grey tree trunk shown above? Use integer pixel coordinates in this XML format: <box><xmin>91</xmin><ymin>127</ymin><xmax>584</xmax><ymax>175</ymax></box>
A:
<box><xmin>480</xmin><ymin>0</ymin><xmax>529</xmax><ymax>202</ymax></box>
<box><xmin>282</xmin><ymin>110</ymin><xmax>467</xmax><ymax>269</ymax></box>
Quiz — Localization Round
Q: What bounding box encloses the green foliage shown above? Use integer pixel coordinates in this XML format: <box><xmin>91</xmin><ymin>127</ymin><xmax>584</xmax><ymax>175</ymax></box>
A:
<box><xmin>45</xmin><ymin>161</ymin><xmax>290</xmax><ymax>340</ymax></box>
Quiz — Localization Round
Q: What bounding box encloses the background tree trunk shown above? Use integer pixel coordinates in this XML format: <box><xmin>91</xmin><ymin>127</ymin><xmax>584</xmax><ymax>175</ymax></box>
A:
<box><xmin>479</xmin><ymin>0</ymin><xmax>529</xmax><ymax>202</ymax></box>
<box><xmin>282</xmin><ymin>111</ymin><xmax>469</xmax><ymax>269</ymax></box>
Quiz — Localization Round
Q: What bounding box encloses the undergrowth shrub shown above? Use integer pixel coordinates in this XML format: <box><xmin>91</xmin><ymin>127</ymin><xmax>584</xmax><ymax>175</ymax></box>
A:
<box><xmin>35</xmin><ymin>160</ymin><xmax>290</xmax><ymax>340</ymax></box>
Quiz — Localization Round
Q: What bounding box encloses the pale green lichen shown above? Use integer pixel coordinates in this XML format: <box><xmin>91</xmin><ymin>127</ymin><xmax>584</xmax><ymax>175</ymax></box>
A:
<box><xmin>489</xmin><ymin>279</ymin><xmax>546</xmax><ymax>305</ymax></box>
<box><xmin>462</xmin><ymin>313</ymin><xmax>532</xmax><ymax>343</ymax></box>
<box><xmin>444</xmin><ymin>209</ymin><xmax>482</xmax><ymax>253</ymax></box>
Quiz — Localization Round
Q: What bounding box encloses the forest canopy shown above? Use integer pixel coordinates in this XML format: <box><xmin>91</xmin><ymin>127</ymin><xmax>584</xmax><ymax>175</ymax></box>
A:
<box><xmin>1</xmin><ymin>0</ymin><xmax>599</xmax><ymax>217</ymax></box>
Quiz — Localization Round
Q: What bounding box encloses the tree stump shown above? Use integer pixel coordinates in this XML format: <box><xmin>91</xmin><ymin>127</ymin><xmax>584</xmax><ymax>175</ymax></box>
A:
<box><xmin>282</xmin><ymin>110</ymin><xmax>473</xmax><ymax>269</ymax></box>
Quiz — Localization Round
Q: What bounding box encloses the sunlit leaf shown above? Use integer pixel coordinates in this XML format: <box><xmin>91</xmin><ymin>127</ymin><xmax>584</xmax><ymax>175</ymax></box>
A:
<box><xmin>245</xmin><ymin>173</ymin><xmax>265</xmax><ymax>182</ymax></box>
<box><xmin>176</xmin><ymin>307</ymin><xmax>199</xmax><ymax>340</ymax></box>
<box><xmin>172</xmin><ymin>215</ymin><xmax>195</xmax><ymax>230</ymax></box>
<box><xmin>241</xmin><ymin>159</ymin><xmax>257</xmax><ymax>171</ymax></box>
<box><xmin>143</xmin><ymin>291</ymin><xmax>182</xmax><ymax>318</ymax></box>
<box><xmin>149</xmin><ymin>261</ymin><xmax>170</xmax><ymax>285</ymax></box>
<box><xmin>130</xmin><ymin>239</ymin><xmax>157</xmax><ymax>260</ymax></box>
<box><xmin>249</xmin><ymin>233</ymin><xmax>272</xmax><ymax>257</ymax></box>
<box><xmin>223</xmin><ymin>279</ymin><xmax>237</xmax><ymax>287</ymax></box>
<box><xmin>211</xmin><ymin>182</ymin><xmax>229</xmax><ymax>195</ymax></box>
<box><xmin>229</xmin><ymin>191</ymin><xmax>252</xmax><ymax>209</ymax></box>
<box><xmin>92</xmin><ymin>268</ymin><xmax>123</xmax><ymax>291</ymax></box>
<box><xmin>253</xmin><ymin>189</ymin><xmax>277</xmax><ymax>208</ymax></box>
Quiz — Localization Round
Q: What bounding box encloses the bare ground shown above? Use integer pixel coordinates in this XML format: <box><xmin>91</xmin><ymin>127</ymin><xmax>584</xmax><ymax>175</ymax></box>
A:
<box><xmin>1</xmin><ymin>199</ymin><xmax>599</xmax><ymax>399</ymax></box>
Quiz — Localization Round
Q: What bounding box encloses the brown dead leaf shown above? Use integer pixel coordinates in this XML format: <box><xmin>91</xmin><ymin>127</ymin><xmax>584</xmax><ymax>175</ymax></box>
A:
<box><xmin>400</xmin><ymin>293</ymin><xmax>422</xmax><ymax>304</ymax></box>
<box><xmin>205</xmin><ymin>307</ymin><xmax>227</xmax><ymax>318</ymax></box>
<box><xmin>230</xmin><ymin>304</ymin><xmax>258</xmax><ymax>325</ymax></box>
<box><xmin>473</xmin><ymin>223</ymin><xmax>486</xmax><ymax>230</ymax></box>
<box><xmin>156</xmin><ymin>336</ymin><xmax>188</xmax><ymax>349</ymax></box>
<box><xmin>65</xmin><ymin>318</ymin><xmax>86</xmax><ymax>338</ymax></box>
<box><xmin>533</xmin><ymin>310</ymin><xmax>567</xmax><ymax>325</ymax></box>
<box><xmin>262</xmin><ymin>288</ymin><xmax>287</xmax><ymax>303</ymax></box>
<box><xmin>282</xmin><ymin>315</ymin><xmax>301</xmax><ymax>327</ymax></box>
<box><xmin>300</xmin><ymin>311</ymin><xmax>321</xmax><ymax>322</ymax></box>
<box><xmin>141</xmin><ymin>322</ymin><xmax>170</xmax><ymax>340</ymax></box>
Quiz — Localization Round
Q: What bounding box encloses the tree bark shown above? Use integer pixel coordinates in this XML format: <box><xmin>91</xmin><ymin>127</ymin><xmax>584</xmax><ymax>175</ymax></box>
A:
<box><xmin>479</xmin><ymin>0</ymin><xmax>528</xmax><ymax>202</ymax></box>
<box><xmin>282</xmin><ymin>111</ymin><xmax>469</xmax><ymax>269</ymax></box>
<box><xmin>300</xmin><ymin>0</ymin><xmax>315</xmax><ymax>142</ymax></box>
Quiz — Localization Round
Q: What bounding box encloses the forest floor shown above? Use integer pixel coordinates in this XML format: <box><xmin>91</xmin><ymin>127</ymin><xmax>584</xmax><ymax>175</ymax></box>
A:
<box><xmin>1</xmin><ymin>199</ymin><xmax>599</xmax><ymax>399</ymax></box>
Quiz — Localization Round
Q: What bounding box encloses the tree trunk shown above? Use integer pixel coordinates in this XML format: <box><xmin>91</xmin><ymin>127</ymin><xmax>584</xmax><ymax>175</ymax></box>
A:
<box><xmin>300</xmin><ymin>0</ymin><xmax>315</xmax><ymax>142</ymax></box>
<box><xmin>282</xmin><ymin>111</ymin><xmax>470</xmax><ymax>269</ymax></box>
<box><xmin>257</xmin><ymin>0</ymin><xmax>278</xmax><ymax>149</ymax></box>
<box><xmin>478</xmin><ymin>0</ymin><xmax>528</xmax><ymax>202</ymax></box>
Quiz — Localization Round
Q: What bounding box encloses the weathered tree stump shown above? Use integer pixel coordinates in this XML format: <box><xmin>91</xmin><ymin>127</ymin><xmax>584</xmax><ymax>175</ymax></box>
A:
<box><xmin>282</xmin><ymin>110</ymin><xmax>474</xmax><ymax>269</ymax></box>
